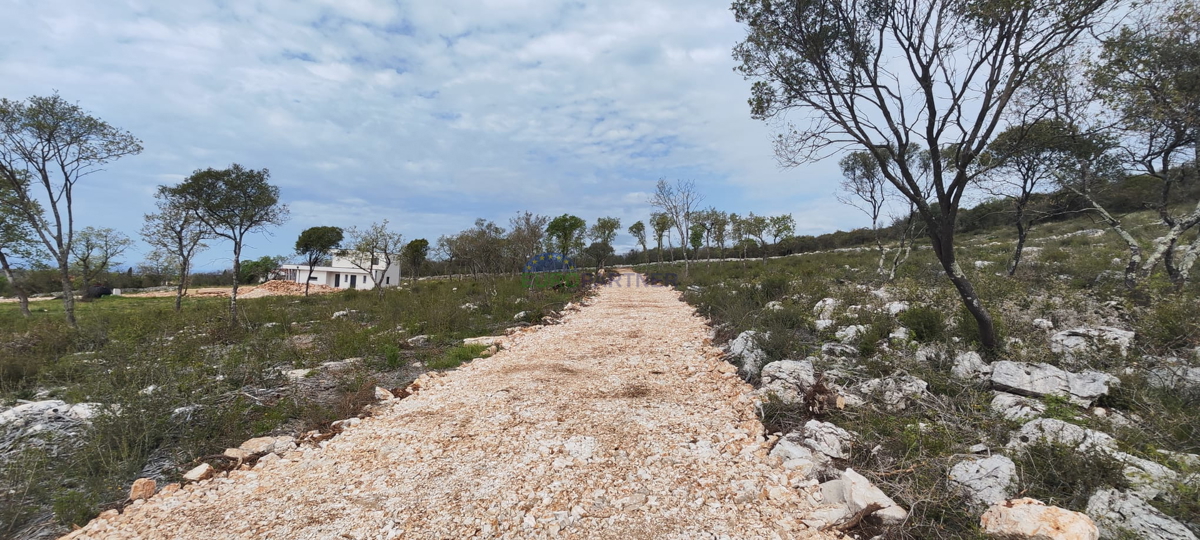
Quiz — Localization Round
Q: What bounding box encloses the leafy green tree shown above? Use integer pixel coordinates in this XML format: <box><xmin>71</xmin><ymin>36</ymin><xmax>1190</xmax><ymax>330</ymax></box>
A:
<box><xmin>294</xmin><ymin>226</ymin><xmax>343</xmax><ymax>295</ymax></box>
<box><xmin>402</xmin><ymin>238</ymin><xmax>430</xmax><ymax>283</ymax></box>
<box><xmin>767</xmin><ymin>215</ymin><xmax>795</xmax><ymax>255</ymax></box>
<box><xmin>70</xmin><ymin>226</ymin><xmax>132</xmax><ymax>287</ymax></box>
<box><xmin>732</xmin><ymin>0</ymin><xmax>1115</xmax><ymax>350</ymax></box>
<box><xmin>1092</xmin><ymin>0</ymin><xmax>1200</xmax><ymax>283</ymax></box>
<box><xmin>588</xmin><ymin>216</ymin><xmax>621</xmax><ymax>268</ymax></box>
<box><xmin>982</xmin><ymin>121</ymin><xmax>1082</xmax><ymax>275</ymax></box>
<box><xmin>0</xmin><ymin>174</ymin><xmax>41</xmax><ymax>316</ymax></box>
<box><xmin>167</xmin><ymin>164</ymin><xmax>288</xmax><ymax>324</ymax></box>
<box><xmin>650</xmin><ymin>212</ymin><xmax>673</xmax><ymax>263</ymax></box>
<box><xmin>0</xmin><ymin>94</ymin><xmax>143</xmax><ymax>326</ymax></box>
<box><xmin>239</xmin><ymin>255</ymin><xmax>287</xmax><ymax>285</ymax></box>
<box><xmin>709</xmin><ymin>210</ymin><xmax>729</xmax><ymax>260</ymax></box>
<box><xmin>627</xmin><ymin>221</ymin><xmax>648</xmax><ymax>263</ymax></box>
<box><xmin>142</xmin><ymin>186</ymin><xmax>210</xmax><ymax>310</ymax></box>
<box><xmin>740</xmin><ymin>213</ymin><xmax>770</xmax><ymax>265</ymax></box>
<box><xmin>688</xmin><ymin>223</ymin><xmax>705</xmax><ymax>258</ymax></box>
<box><xmin>546</xmin><ymin>214</ymin><xmax>586</xmax><ymax>260</ymax></box>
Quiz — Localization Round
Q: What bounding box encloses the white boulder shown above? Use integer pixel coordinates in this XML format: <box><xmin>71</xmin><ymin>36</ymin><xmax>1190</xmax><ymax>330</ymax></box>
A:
<box><xmin>848</xmin><ymin>374</ymin><xmax>928</xmax><ymax>412</ymax></box>
<box><xmin>990</xmin><ymin>361</ymin><xmax>1118</xmax><ymax>406</ymax></box>
<box><xmin>759</xmin><ymin>359</ymin><xmax>817</xmax><ymax>405</ymax></box>
<box><xmin>980</xmin><ymin>498</ymin><xmax>1099</xmax><ymax>540</ymax></box>
<box><xmin>948</xmin><ymin>455</ymin><xmax>1017</xmax><ymax>509</ymax></box>
<box><xmin>797</xmin><ymin>419</ymin><xmax>854</xmax><ymax>460</ymax></box>
<box><xmin>952</xmin><ymin>351</ymin><xmax>991</xmax><ymax>380</ymax></box>
<box><xmin>991</xmin><ymin>392</ymin><xmax>1048</xmax><ymax>421</ymax></box>
<box><xmin>1050</xmin><ymin>327</ymin><xmax>1135</xmax><ymax>359</ymax></box>
<box><xmin>729</xmin><ymin>330</ymin><xmax>769</xmax><ymax>379</ymax></box>
<box><xmin>813</xmin><ymin>298</ymin><xmax>840</xmax><ymax>319</ymax></box>
<box><xmin>884</xmin><ymin>301</ymin><xmax>910</xmax><ymax>316</ymax></box>
<box><xmin>836</xmin><ymin>325</ymin><xmax>868</xmax><ymax>344</ymax></box>
<box><xmin>1086</xmin><ymin>489</ymin><xmax>1197</xmax><ymax>540</ymax></box>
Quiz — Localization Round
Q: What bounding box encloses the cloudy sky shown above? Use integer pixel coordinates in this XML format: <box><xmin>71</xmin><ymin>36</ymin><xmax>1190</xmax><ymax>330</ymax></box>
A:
<box><xmin>1</xmin><ymin>0</ymin><xmax>862</xmax><ymax>270</ymax></box>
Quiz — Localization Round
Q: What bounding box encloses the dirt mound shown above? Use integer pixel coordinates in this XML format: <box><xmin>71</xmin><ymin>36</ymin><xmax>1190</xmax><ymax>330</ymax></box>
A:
<box><xmin>239</xmin><ymin>280</ymin><xmax>339</xmax><ymax>298</ymax></box>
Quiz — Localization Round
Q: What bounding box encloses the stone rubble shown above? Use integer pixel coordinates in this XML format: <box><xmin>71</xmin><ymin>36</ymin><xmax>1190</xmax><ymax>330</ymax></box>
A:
<box><xmin>948</xmin><ymin>455</ymin><xmax>1017</xmax><ymax>509</ymax></box>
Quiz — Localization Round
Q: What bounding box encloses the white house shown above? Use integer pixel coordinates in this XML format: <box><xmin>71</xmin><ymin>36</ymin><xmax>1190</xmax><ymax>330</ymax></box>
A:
<box><xmin>279</xmin><ymin>253</ymin><xmax>401</xmax><ymax>290</ymax></box>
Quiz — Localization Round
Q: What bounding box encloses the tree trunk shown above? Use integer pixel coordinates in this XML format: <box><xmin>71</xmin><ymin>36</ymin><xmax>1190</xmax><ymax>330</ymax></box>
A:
<box><xmin>174</xmin><ymin>258</ymin><xmax>189</xmax><ymax>312</ymax></box>
<box><xmin>929</xmin><ymin>220</ymin><xmax>997</xmax><ymax>351</ymax></box>
<box><xmin>304</xmin><ymin>264</ymin><xmax>314</xmax><ymax>296</ymax></box>
<box><xmin>1176</xmin><ymin>233</ymin><xmax>1200</xmax><ymax>283</ymax></box>
<box><xmin>874</xmin><ymin>228</ymin><xmax>886</xmax><ymax>277</ymax></box>
<box><xmin>1008</xmin><ymin>204</ymin><xmax>1028</xmax><ymax>277</ymax></box>
<box><xmin>229</xmin><ymin>245</ymin><xmax>241</xmax><ymax>326</ymax></box>
<box><xmin>0</xmin><ymin>251</ymin><xmax>31</xmax><ymax>317</ymax></box>
<box><xmin>58</xmin><ymin>256</ymin><xmax>77</xmax><ymax>327</ymax></box>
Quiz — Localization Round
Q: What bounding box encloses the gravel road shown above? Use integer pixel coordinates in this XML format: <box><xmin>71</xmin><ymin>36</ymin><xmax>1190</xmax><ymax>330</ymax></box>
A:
<box><xmin>62</xmin><ymin>272</ymin><xmax>833</xmax><ymax>539</ymax></box>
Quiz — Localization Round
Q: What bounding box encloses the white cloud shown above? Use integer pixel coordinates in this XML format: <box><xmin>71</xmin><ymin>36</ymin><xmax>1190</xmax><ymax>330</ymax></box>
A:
<box><xmin>1</xmin><ymin>0</ymin><xmax>871</xmax><ymax>269</ymax></box>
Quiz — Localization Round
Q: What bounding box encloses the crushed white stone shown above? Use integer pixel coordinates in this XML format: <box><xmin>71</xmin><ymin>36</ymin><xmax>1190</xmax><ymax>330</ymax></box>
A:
<box><xmin>62</xmin><ymin>272</ymin><xmax>837</xmax><ymax>540</ymax></box>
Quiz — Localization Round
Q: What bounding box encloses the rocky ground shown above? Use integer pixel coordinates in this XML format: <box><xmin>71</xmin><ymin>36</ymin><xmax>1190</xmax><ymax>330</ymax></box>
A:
<box><xmin>56</xmin><ymin>273</ymin><xmax>872</xmax><ymax>539</ymax></box>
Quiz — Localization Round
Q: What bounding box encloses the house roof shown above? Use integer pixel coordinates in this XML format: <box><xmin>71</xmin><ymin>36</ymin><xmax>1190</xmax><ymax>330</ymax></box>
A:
<box><xmin>279</xmin><ymin>264</ymin><xmax>371</xmax><ymax>274</ymax></box>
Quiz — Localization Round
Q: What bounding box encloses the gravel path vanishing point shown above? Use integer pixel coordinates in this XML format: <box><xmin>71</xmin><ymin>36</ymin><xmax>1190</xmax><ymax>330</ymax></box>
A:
<box><xmin>64</xmin><ymin>271</ymin><xmax>835</xmax><ymax>540</ymax></box>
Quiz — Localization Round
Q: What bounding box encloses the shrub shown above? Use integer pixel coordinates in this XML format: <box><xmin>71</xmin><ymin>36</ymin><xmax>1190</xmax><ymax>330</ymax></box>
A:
<box><xmin>381</xmin><ymin>344</ymin><xmax>402</xmax><ymax>369</ymax></box>
<box><xmin>1013</xmin><ymin>442</ymin><xmax>1129</xmax><ymax>511</ymax></box>
<box><xmin>428</xmin><ymin>344</ymin><xmax>488</xmax><ymax>370</ymax></box>
<box><xmin>1135</xmin><ymin>292</ymin><xmax>1200</xmax><ymax>351</ymax></box>
<box><xmin>898</xmin><ymin>306</ymin><xmax>946</xmax><ymax>343</ymax></box>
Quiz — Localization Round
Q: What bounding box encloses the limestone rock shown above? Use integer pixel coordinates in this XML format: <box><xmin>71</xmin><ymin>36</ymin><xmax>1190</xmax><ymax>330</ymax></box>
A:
<box><xmin>813</xmin><ymin>297</ymin><xmax>840</xmax><ymax>319</ymax></box>
<box><xmin>835</xmin><ymin>325</ymin><xmax>868</xmax><ymax>344</ymax></box>
<box><xmin>182</xmin><ymin>463</ymin><xmax>214</xmax><ymax>482</ymax></box>
<box><xmin>814</xmin><ymin>319</ymin><xmax>835</xmax><ymax>331</ymax></box>
<box><xmin>764</xmin><ymin>301</ymin><xmax>784</xmax><ymax>311</ymax></box>
<box><xmin>375</xmin><ymin>387</ymin><xmax>395</xmax><ymax>400</ymax></box>
<box><xmin>990</xmin><ymin>361</ymin><xmax>1118</xmax><ymax>406</ymax></box>
<box><xmin>759</xmin><ymin>359</ymin><xmax>817</xmax><ymax>405</ymax></box>
<box><xmin>952</xmin><ymin>351</ymin><xmax>991</xmax><ymax>380</ymax></box>
<box><xmin>797</xmin><ymin>419</ymin><xmax>854</xmax><ymax>460</ymax></box>
<box><xmin>223</xmin><ymin>448</ymin><xmax>251</xmax><ymax>460</ymax></box>
<box><xmin>729</xmin><ymin>330</ymin><xmax>769</xmax><ymax>379</ymax></box>
<box><xmin>841</xmin><ymin>468</ymin><xmax>908</xmax><ymax>525</ymax></box>
<box><xmin>980</xmin><ymin>498</ymin><xmax>1099</xmax><ymax>540</ymax></box>
<box><xmin>884</xmin><ymin>301</ymin><xmax>910</xmax><ymax>316</ymax></box>
<box><xmin>948</xmin><ymin>455</ymin><xmax>1017</xmax><ymax>509</ymax></box>
<box><xmin>821</xmin><ymin>342</ymin><xmax>858</xmax><ymax>358</ymax></box>
<box><xmin>1086</xmin><ymin>489</ymin><xmax>1197</xmax><ymax>540</ymax></box>
<box><xmin>406</xmin><ymin>334</ymin><xmax>431</xmax><ymax>346</ymax></box>
<box><xmin>462</xmin><ymin>336</ymin><xmax>504</xmax><ymax>347</ymax></box>
<box><xmin>239</xmin><ymin>436</ymin><xmax>297</xmax><ymax>455</ymax></box>
<box><xmin>848</xmin><ymin>374</ymin><xmax>928</xmax><ymax>412</ymax></box>
<box><xmin>991</xmin><ymin>392</ymin><xmax>1047</xmax><ymax>421</ymax></box>
<box><xmin>1007</xmin><ymin>419</ymin><xmax>1117</xmax><ymax>453</ymax></box>
<box><xmin>1050</xmin><ymin>327</ymin><xmax>1135</xmax><ymax>360</ymax></box>
<box><xmin>512</xmin><ymin>311</ymin><xmax>529</xmax><ymax>321</ymax></box>
<box><xmin>1033</xmin><ymin>318</ymin><xmax>1055</xmax><ymax>330</ymax></box>
<box><xmin>1146</xmin><ymin>360</ymin><xmax>1200</xmax><ymax>391</ymax></box>
<box><xmin>129</xmin><ymin>478</ymin><xmax>156</xmax><ymax>501</ymax></box>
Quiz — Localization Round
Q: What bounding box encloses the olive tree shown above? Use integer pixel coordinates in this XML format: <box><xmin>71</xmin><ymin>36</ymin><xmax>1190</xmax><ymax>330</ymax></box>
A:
<box><xmin>294</xmin><ymin>226</ymin><xmax>343</xmax><ymax>296</ymax></box>
<box><xmin>167</xmin><ymin>164</ymin><xmax>288</xmax><ymax>324</ymax></box>
<box><xmin>588</xmin><ymin>216</ymin><xmax>621</xmax><ymax>269</ymax></box>
<box><xmin>733</xmin><ymin>0</ymin><xmax>1117</xmax><ymax>350</ymax></box>
<box><xmin>650</xmin><ymin>212</ymin><xmax>673</xmax><ymax>263</ymax></box>
<box><xmin>0</xmin><ymin>94</ymin><xmax>143</xmax><ymax>326</ymax></box>
<box><xmin>546</xmin><ymin>214</ymin><xmax>586</xmax><ymax>261</ymax></box>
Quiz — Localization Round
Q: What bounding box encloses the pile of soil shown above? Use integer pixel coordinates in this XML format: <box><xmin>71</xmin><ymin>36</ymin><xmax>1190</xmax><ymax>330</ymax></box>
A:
<box><xmin>239</xmin><ymin>280</ymin><xmax>339</xmax><ymax>298</ymax></box>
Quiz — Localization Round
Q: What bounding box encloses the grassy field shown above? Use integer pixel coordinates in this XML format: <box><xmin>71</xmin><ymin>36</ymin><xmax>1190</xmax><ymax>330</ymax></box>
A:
<box><xmin>650</xmin><ymin>208</ymin><xmax>1199</xmax><ymax>538</ymax></box>
<box><xmin>0</xmin><ymin>276</ymin><xmax>580</xmax><ymax>537</ymax></box>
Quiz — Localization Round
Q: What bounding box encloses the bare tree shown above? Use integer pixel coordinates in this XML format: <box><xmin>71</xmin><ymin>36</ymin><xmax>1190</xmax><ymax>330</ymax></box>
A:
<box><xmin>341</xmin><ymin>220</ymin><xmax>404</xmax><ymax>297</ymax></box>
<box><xmin>0</xmin><ymin>94</ymin><xmax>143</xmax><ymax>326</ymax></box>
<box><xmin>70</xmin><ymin>226</ymin><xmax>132</xmax><ymax>287</ymax></box>
<box><xmin>733</xmin><ymin>0</ymin><xmax>1116</xmax><ymax>349</ymax></box>
<box><xmin>650</xmin><ymin>179</ymin><xmax>704</xmax><ymax>277</ymax></box>
<box><xmin>508</xmin><ymin>211</ymin><xmax>549</xmax><ymax>272</ymax></box>
<box><xmin>142</xmin><ymin>187</ymin><xmax>210</xmax><ymax>310</ymax></box>
<box><xmin>838</xmin><ymin>151</ymin><xmax>890</xmax><ymax>276</ymax></box>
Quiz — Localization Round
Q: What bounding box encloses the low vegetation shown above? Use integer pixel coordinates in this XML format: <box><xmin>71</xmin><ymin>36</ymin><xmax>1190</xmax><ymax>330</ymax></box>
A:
<box><xmin>654</xmin><ymin>206</ymin><xmax>1200</xmax><ymax>538</ymax></box>
<box><xmin>0</xmin><ymin>275</ymin><xmax>578</xmax><ymax>537</ymax></box>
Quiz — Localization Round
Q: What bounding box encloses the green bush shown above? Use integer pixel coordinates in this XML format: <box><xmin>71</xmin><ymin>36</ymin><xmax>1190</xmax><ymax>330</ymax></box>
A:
<box><xmin>428</xmin><ymin>344</ymin><xmax>488</xmax><ymax>370</ymax></box>
<box><xmin>1136</xmin><ymin>292</ymin><xmax>1200</xmax><ymax>351</ymax></box>
<box><xmin>1013</xmin><ymin>442</ymin><xmax>1129</xmax><ymax>511</ymax></box>
<box><xmin>898</xmin><ymin>305</ymin><xmax>946</xmax><ymax>343</ymax></box>
<box><xmin>381</xmin><ymin>344</ymin><xmax>402</xmax><ymax>369</ymax></box>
